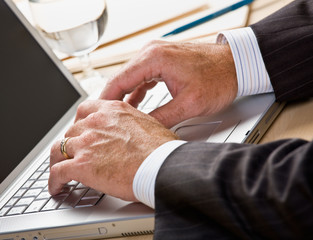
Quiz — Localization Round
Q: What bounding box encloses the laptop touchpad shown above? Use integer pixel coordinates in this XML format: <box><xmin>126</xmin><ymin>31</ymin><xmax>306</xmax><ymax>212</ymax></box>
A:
<box><xmin>174</xmin><ymin>121</ymin><xmax>221</xmax><ymax>141</ymax></box>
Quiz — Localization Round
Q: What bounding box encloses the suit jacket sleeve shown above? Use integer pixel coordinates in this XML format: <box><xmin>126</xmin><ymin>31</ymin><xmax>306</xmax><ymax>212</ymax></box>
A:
<box><xmin>154</xmin><ymin>140</ymin><xmax>313</xmax><ymax>239</ymax></box>
<box><xmin>250</xmin><ymin>0</ymin><xmax>313</xmax><ymax>102</ymax></box>
<box><xmin>154</xmin><ymin>1</ymin><xmax>313</xmax><ymax>239</ymax></box>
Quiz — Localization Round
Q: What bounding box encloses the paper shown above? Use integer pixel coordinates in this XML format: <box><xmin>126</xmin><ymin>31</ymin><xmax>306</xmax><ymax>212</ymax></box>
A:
<box><xmin>102</xmin><ymin>0</ymin><xmax>208</xmax><ymax>44</ymax></box>
<box><xmin>63</xmin><ymin>0</ymin><xmax>249</xmax><ymax>73</ymax></box>
<box><xmin>13</xmin><ymin>0</ymin><xmax>207</xmax><ymax>44</ymax></box>
<box><xmin>12</xmin><ymin>0</ymin><xmax>249</xmax><ymax>73</ymax></box>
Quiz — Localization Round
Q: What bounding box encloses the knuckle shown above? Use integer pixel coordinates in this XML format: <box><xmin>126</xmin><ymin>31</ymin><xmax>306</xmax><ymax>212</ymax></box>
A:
<box><xmin>109</xmin><ymin>100</ymin><xmax>129</xmax><ymax>111</ymax></box>
<box><xmin>85</xmin><ymin>110</ymin><xmax>106</xmax><ymax>128</ymax></box>
<box><xmin>79</xmin><ymin>130</ymin><xmax>96</xmax><ymax>146</ymax></box>
<box><xmin>76</xmin><ymin>101</ymin><xmax>87</xmax><ymax>115</ymax></box>
<box><xmin>143</xmin><ymin>40</ymin><xmax>165</xmax><ymax>49</ymax></box>
<box><xmin>73</xmin><ymin>155</ymin><xmax>85</xmax><ymax>166</ymax></box>
<box><xmin>148</xmin><ymin>44</ymin><xmax>164</xmax><ymax>57</ymax></box>
<box><xmin>143</xmin><ymin>41</ymin><xmax>168</xmax><ymax>59</ymax></box>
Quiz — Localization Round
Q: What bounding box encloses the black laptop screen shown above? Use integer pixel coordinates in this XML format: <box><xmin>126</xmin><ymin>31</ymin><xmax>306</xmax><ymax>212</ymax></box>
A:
<box><xmin>0</xmin><ymin>2</ymin><xmax>81</xmax><ymax>183</ymax></box>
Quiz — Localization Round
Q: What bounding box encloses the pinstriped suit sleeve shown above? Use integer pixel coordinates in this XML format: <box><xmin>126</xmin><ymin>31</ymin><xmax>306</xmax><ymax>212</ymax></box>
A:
<box><xmin>154</xmin><ymin>1</ymin><xmax>313</xmax><ymax>239</ymax></box>
<box><xmin>154</xmin><ymin>140</ymin><xmax>313</xmax><ymax>239</ymax></box>
<box><xmin>250</xmin><ymin>0</ymin><xmax>313</xmax><ymax>101</ymax></box>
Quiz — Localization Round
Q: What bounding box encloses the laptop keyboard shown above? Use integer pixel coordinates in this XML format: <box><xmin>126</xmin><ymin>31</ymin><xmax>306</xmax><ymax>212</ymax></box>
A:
<box><xmin>0</xmin><ymin>82</ymin><xmax>171</xmax><ymax>218</ymax></box>
<box><xmin>0</xmin><ymin>156</ymin><xmax>104</xmax><ymax>217</ymax></box>
<box><xmin>138</xmin><ymin>82</ymin><xmax>172</xmax><ymax>113</ymax></box>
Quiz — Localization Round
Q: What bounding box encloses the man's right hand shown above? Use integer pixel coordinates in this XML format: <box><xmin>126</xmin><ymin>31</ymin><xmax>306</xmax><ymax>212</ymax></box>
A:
<box><xmin>100</xmin><ymin>40</ymin><xmax>238</xmax><ymax>128</ymax></box>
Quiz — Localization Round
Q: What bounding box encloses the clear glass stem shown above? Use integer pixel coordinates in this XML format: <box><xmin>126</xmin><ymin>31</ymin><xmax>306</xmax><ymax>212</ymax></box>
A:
<box><xmin>78</xmin><ymin>54</ymin><xmax>102</xmax><ymax>79</ymax></box>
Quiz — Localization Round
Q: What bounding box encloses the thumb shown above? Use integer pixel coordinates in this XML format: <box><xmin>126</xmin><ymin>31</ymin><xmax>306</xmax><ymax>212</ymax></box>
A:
<box><xmin>149</xmin><ymin>95</ymin><xmax>191</xmax><ymax>128</ymax></box>
<box><xmin>99</xmin><ymin>78</ymin><xmax>126</xmax><ymax>101</ymax></box>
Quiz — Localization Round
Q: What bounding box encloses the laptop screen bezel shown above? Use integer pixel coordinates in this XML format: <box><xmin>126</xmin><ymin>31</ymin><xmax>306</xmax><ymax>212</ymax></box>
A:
<box><xmin>0</xmin><ymin>0</ymin><xmax>88</xmax><ymax>201</ymax></box>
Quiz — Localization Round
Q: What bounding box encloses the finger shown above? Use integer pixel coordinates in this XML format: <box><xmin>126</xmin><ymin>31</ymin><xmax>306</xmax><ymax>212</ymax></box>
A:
<box><xmin>99</xmin><ymin>76</ymin><xmax>129</xmax><ymax>101</ymax></box>
<box><xmin>48</xmin><ymin>159</ymin><xmax>78</xmax><ymax>195</ymax></box>
<box><xmin>74</xmin><ymin>100</ymin><xmax>103</xmax><ymax>123</ymax></box>
<box><xmin>64</xmin><ymin>118</ymin><xmax>90</xmax><ymax>139</ymax></box>
<box><xmin>99</xmin><ymin>42</ymin><xmax>167</xmax><ymax>100</ymax></box>
<box><xmin>50</xmin><ymin>137</ymin><xmax>76</xmax><ymax>167</ymax></box>
<box><xmin>126</xmin><ymin>81</ymin><xmax>158</xmax><ymax>108</ymax></box>
<box><xmin>149</xmin><ymin>94</ymin><xmax>192</xmax><ymax>128</ymax></box>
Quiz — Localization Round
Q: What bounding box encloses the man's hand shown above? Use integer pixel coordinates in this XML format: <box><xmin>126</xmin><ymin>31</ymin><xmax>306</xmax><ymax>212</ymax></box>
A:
<box><xmin>100</xmin><ymin>40</ymin><xmax>238</xmax><ymax>128</ymax></box>
<box><xmin>48</xmin><ymin>100</ymin><xmax>178</xmax><ymax>201</ymax></box>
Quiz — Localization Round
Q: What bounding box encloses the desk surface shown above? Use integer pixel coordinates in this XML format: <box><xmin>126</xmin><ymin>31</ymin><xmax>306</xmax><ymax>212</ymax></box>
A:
<box><xmin>93</xmin><ymin>0</ymin><xmax>312</xmax><ymax>239</ymax></box>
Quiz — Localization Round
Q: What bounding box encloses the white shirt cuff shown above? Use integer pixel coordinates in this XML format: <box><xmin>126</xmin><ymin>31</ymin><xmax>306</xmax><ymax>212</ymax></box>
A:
<box><xmin>217</xmin><ymin>27</ymin><xmax>274</xmax><ymax>97</ymax></box>
<box><xmin>133</xmin><ymin>140</ymin><xmax>186</xmax><ymax>209</ymax></box>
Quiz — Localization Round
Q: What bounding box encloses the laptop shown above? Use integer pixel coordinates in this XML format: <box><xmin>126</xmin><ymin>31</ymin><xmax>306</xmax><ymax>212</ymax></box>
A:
<box><xmin>0</xmin><ymin>0</ymin><xmax>285</xmax><ymax>239</ymax></box>
<box><xmin>137</xmin><ymin>81</ymin><xmax>284</xmax><ymax>145</ymax></box>
<box><xmin>0</xmin><ymin>1</ymin><xmax>155</xmax><ymax>239</ymax></box>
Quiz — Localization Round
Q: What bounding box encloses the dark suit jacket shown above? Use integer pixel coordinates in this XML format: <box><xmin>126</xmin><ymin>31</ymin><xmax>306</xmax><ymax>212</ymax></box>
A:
<box><xmin>154</xmin><ymin>1</ymin><xmax>313</xmax><ymax>239</ymax></box>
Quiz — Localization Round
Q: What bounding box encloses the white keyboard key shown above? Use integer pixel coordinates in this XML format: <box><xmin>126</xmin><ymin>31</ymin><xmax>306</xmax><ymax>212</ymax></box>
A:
<box><xmin>158</xmin><ymin>93</ymin><xmax>172</xmax><ymax>107</ymax></box>
<box><xmin>37</xmin><ymin>163</ymin><xmax>49</xmax><ymax>172</ymax></box>
<box><xmin>5</xmin><ymin>198</ymin><xmax>18</xmax><ymax>207</ymax></box>
<box><xmin>76</xmin><ymin>198</ymin><xmax>99</xmax><ymax>208</ymax></box>
<box><xmin>59</xmin><ymin>189</ymin><xmax>87</xmax><ymax>209</ymax></box>
<box><xmin>30</xmin><ymin>172</ymin><xmax>42</xmax><ymax>180</ymax></box>
<box><xmin>32</xmin><ymin>180</ymin><xmax>48</xmax><ymax>189</ymax></box>
<box><xmin>25</xmin><ymin>199</ymin><xmax>48</xmax><ymax>213</ymax></box>
<box><xmin>22</xmin><ymin>180</ymin><xmax>35</xmax><ymax>189</ymax></box>
<box><xmin>37</xmin><ymin>191</ymin><xmax>51</xmax><ymax>200</ymax></box>
<box><xmin>14</xmin><ymin>189</ymin><xmax>27</xmax><ymax>198</ymax></box>
<box><xmin>39</xmin><ymin>172</ymin><xmax>50</xmax><ymax>180</ymax></box>
<box><xmin>141</xmin><ymin>108</ymin><xmax>153</xmax><ymax>114</ymax></box>
<box><xmin>24</xmin><ymin>189</ymin><xmax>42</xmax><ymax>198</ymax></box>
<box><xmin>82</xmin><ymin>189</ymin><xmax>103</xmax><ymax>199</ymax></box>
<box><xmin>76</xmin><ymin>183</ymin><xmax>88</xmax><ymax>189</ymax></box>
<box><xmin>42</xmin><ymin>195</ymin><xmax>67</xmax><ymax>211</ymax></box>
<box><xmin>0</xmin><ymin>207</ymin><xmax>10</xmax><ymax>217</ymax></box>
<box><xmin>138</xmin><ymin>95</ymin><xmax>152</xmax><ymax>110</ymax></box>
<box><xmin>16</xmin><ymin>197</ymin><xmax>35</xmax><ymax>206</ymax></box>
<box><xmin>143</xmin><ymin>94</ymin><xmax>162</xmax><ymax>109</ymax></box>
<box><xmin>7</xmin><ymin>206</ymin><xmax>26</xmax><ymax>216</ymax></box>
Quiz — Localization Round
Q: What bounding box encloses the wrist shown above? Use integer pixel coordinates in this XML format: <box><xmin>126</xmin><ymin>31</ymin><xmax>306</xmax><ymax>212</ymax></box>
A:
<box><xmin>211</xmin><ymin>43</ymin><xmax>238</xmax><ymax>110</ymax></box>
<box><xmin>220</xmin><ymin>43</ymin><xmax>238</xmax><ymax>102</ymax></box>
<box><xmin>133</xmin><ymin>140</ymin><xmax>187</xmax><ymax>208</ymax></box>
<box><xmin>218</xmin><ymin>27</ymin><xmax>273</xmax><ymax>96</ymax></box>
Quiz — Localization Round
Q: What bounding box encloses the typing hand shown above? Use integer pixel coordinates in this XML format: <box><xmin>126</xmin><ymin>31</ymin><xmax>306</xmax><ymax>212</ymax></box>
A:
<box><xmin>99</xmin><ymin>40</ymin><xmax>238</xmax><ymax>128</ymax></box>
<box><xmin>48</xmin><ymin>99</ymin><xmax>177</xmax><ymax>200</ymax></box>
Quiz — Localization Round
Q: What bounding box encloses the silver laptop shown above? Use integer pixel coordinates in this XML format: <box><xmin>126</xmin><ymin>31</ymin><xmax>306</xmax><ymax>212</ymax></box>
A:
<box><xmin>138</xmin><ymin>82</ymin><xmax>284</xmax><ymax>144</ymax></box>
<box><xmin>0</xmin><ymin>0</ymin><xmax>284</xmax><ymax>239</ymax></box>
<box><xmin>0</xmin><ymin>1</ymin><xmax>154</xmax><ymax>239</ymax></box>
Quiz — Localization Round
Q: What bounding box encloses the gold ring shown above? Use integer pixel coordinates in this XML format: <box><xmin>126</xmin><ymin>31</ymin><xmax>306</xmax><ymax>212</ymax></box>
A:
<box><xmin>60</xmin><ymin>137</ymin><xmax>71</xmax><ymax>159</ymax></box>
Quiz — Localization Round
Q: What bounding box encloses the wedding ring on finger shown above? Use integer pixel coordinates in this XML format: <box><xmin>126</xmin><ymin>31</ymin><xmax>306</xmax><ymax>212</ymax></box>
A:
<box><xmin>60</xmin><ymin>137</ymin><xmax>71</xmax><ymax>159</ymax></box>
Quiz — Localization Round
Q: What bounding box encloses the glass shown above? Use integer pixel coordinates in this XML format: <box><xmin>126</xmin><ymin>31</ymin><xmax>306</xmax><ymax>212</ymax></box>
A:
<box><xmin>28</xmin><ymin>0</ymin><xmax>108</xmax><ymax>80</ymax></box>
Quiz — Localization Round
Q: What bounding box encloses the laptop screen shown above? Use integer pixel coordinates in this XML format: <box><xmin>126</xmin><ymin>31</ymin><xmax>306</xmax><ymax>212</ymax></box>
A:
<box><xmin>0</xmin><ymin>2</ymin><xmax>81</xmax><ymax>183</ymax></box>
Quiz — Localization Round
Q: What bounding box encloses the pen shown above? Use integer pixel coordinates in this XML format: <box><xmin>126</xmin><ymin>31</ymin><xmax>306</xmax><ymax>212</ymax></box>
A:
<box><xmin>162</xmin><ymin>0</ymin><xmax>254</xmax><ymax>37</ymax></box>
